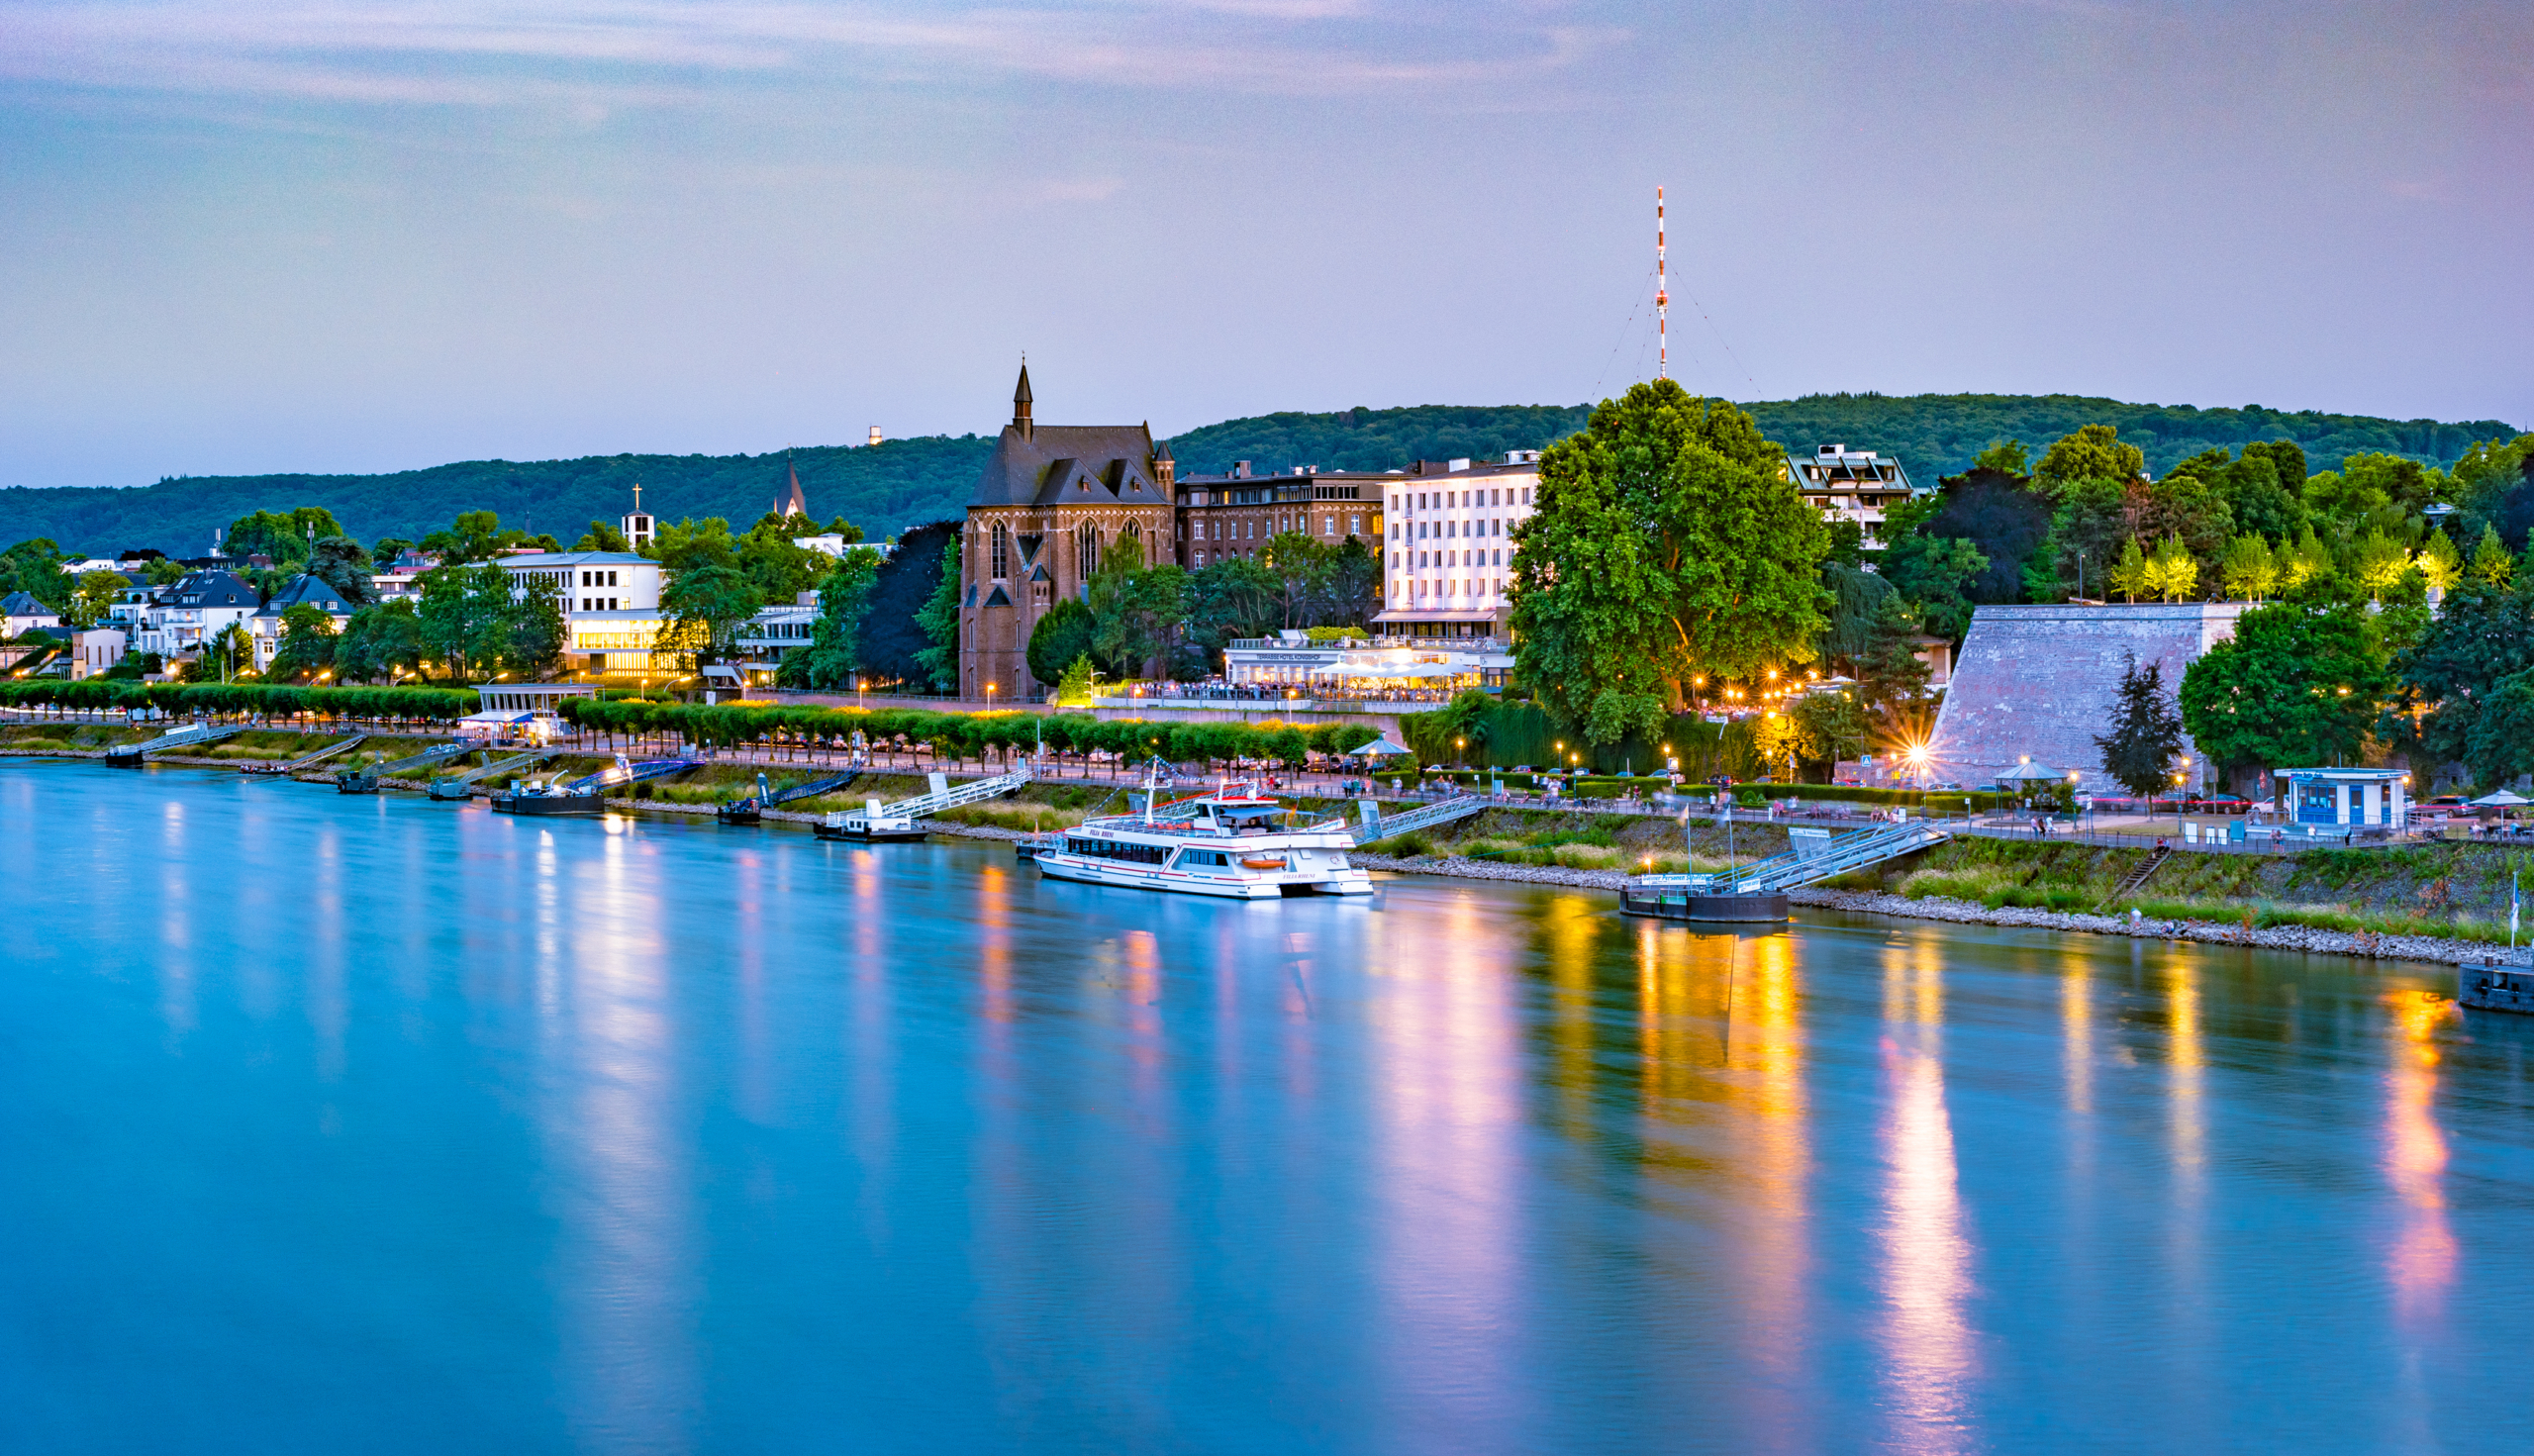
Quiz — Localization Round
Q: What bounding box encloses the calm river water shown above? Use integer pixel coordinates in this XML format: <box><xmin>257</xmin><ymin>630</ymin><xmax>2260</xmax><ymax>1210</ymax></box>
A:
<box><xmin>5</xmin><ymin>760</ymin><xmax>2532</xmax><ymax>1454</ymax></box>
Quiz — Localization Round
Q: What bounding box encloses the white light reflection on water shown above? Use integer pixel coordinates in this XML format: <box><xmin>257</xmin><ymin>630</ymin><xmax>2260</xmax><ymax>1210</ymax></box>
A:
<box><xmin>1876</xmin><ymin>936</ymin><xmax>1977</xmax><ymax>1453</ymax></box>
<box><xmin>157</xmin><ymin>795</ymin><xmax>194</xmax><ymax>1038</ymax></box>
<box><xmin>547</xmin><ymin>812</ymin><xmax>698</xmax><ymax>1453</ymax></box>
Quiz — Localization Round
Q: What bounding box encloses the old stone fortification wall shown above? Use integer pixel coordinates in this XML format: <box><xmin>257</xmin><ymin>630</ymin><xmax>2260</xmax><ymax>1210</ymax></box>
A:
<box><xmin>1928</xmin><ymin>603</ymin><xmax>2245</xmax><ymax>792</ymax></box>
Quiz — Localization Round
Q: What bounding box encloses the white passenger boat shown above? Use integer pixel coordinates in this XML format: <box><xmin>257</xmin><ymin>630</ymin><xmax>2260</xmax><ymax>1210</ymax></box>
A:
<box><xmin>1032</xmin><ymin>778</ymin><xmax>1374</xmax><ymax>899</ymax></box>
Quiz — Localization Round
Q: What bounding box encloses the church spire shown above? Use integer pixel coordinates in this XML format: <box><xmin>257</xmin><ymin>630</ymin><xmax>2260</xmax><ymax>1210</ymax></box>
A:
<box><xmin>1012</xmin><ymin>360</ymin><xmax>1033</xmax><ymax>441</ymax></box>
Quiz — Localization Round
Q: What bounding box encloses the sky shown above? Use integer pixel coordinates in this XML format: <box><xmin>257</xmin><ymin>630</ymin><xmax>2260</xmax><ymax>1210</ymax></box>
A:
<box><xmin>2</xmin><ymin>0</ymin><xmax>2528</xmax><ymax>489</ymax></box>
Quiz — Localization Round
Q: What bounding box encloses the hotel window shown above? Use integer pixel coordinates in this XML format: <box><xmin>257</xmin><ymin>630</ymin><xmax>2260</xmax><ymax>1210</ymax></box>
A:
<box><xmin>1350</xmin><ymin>515</ymin><xmax>1361</xmax><ymax>534</ymax></box>
<box><xmin>608</xmin><ymin>571</ymin><xmax>618</xmax><ymax>587</ymax></box>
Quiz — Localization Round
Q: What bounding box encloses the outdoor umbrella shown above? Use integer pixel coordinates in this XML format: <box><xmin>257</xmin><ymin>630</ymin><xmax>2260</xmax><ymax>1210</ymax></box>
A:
<box><xmin>1996</xmin><ymin>761</ymin><xmax>2065</xmax><ymax>783</ymax></box>
<box><xmin>1345</xmin><ymin>733</ymin><xmax>1413</xmax><ymax>757</ymax></box>
<box><xmin>2470</xmin><ymin>790</ymin><xmax>2531</xmax><ymax>807</ymax></box>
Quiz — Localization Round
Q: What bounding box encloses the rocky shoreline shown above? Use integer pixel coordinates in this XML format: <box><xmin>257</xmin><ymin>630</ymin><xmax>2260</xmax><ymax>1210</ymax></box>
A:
<box><xmin>1321</xmin><ymin>847</ymin><xmax>2526</xmax><ymax>970</ymax></box>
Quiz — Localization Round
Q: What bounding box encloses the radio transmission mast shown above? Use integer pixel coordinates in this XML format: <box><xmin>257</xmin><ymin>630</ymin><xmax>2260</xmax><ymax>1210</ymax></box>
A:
<box><xmin>1655</xmin><ymin>186</ymin><xmax>1669</xmax><ymax>380</ymax></box>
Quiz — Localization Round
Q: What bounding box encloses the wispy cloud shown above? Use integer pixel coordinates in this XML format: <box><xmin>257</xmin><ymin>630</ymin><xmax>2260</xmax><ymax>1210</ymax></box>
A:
<box><xmin>0</xmin><ymin>2</ymin><xmax>1618</xmax><ymax>106</ymax></box>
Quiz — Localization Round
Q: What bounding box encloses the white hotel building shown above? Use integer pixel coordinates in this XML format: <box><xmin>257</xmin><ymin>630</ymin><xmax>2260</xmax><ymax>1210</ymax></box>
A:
<box><xmin>1375</xmin><ymin>452</ymin><xmax>1540</xmax><ymax>641</ymax></box>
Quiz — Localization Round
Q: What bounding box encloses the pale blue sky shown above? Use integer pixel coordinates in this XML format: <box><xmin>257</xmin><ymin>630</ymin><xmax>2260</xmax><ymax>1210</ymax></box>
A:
<box><xmin>2</xmin><ymin>0</ymin><xmax>2526</xmax><ymax>488</ymax></box>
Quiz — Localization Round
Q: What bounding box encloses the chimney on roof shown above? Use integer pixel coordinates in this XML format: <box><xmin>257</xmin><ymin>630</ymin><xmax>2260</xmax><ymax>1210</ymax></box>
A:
<box><xmin>1232</xmin><ymin>460</ymin><xmax>1251</xmax><ymax>479</ymax></box>
<box><xmin>1013</xmin><ymin>362</ymin><xmax>1033</xmax><ymax>441</ymax></box>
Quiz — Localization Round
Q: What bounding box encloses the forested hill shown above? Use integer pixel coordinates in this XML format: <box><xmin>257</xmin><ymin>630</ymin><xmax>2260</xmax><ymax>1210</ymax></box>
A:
<box><xmin>3</xmin><ymin>394</ymin><xmax>2518</xmax><ymax>556</ymax></box>
<box><xmin>1172</xmin><ymin>395</ymin><xmax>2521</xmax><ymax>482</ymax></box>
<box><xmin>0</xmin><ymin>435</ymin><xmax>998</xmax><ymax>559</ymax></box>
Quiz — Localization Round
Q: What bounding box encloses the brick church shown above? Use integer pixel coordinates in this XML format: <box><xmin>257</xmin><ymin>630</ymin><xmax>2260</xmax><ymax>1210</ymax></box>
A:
<box><xmin>956</xmin><ymin>366</ymin><xmax>1177</xmax><ymax>700</ymax></box>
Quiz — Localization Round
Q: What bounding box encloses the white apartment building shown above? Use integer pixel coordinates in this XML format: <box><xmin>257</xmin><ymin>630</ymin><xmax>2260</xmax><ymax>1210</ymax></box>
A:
<box><xmin>137</xmin><ymin>570</ymin><xmax>260</xmax><ymax>659</ymax></box>
<box><xmin>1785</xmin><ymin>443</ymin><xmax>1923</xmax><ymax>550</ymax></box>
<box><xmin>1377</xmin><ymin>452</ymin><xmax>1540</xmax><ymax>640</ymax></box>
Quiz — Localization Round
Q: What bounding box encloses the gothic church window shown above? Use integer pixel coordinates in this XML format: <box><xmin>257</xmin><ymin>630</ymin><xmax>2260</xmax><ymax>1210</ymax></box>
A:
<box><xmin>992</xmin><ymin>524</ymin><xmax>1010</xmax><ymax>579</ymax></box>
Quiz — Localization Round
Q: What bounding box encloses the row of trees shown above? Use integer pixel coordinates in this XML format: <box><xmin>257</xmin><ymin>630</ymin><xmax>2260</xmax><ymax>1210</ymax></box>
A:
<box><xmin>0</xmin><ymin>679</ymin><xmax>477</xmax><ymax>719</ymax></box>
<box><xmin>558</xmin><ymin>698</ymin><xmax>1384</xmax><ymax>768</ymax></box>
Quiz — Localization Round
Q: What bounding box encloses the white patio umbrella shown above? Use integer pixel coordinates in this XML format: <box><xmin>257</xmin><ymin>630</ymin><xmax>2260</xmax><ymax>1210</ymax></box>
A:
<box><xmin>2470</xmin><ymin>789</ymin><xmax>2530</xmax><ymax>808</ymax></box>
<box><xmin>1345</xmin><ymin>733</ymin><xmax>1413</xmax><ymax>757</ymax></box>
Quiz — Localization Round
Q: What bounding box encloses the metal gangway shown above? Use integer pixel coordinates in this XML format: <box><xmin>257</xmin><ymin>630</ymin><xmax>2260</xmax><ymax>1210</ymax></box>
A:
<box><xmin>721</xmin><ymin>768</ymin><xmax>860</xmax><ymax>825</ymax></box>
<box><xmin>244</xmin><ymin>733</ymin><xmax>367</xmax><ymax>775</ymax></box>
<box><xmin>337</xmin><ymin>738</ymin><xmax>482</xmax><ymax>794</ymax></box>
<box><xmin>105</xmin><ymin>721</ymin><xmax>252</xmax><ymax>766</ymax></box>
<box><xmin>1637</xmin><ymin>820</ymin><xmax>1952</xmax><ymax>897</ymax></box>
<box><xmin>1349</xmin><ymin>794</ymin><xmax>1488</xmax><ymax>845</ymax></box>
<box><xmin>427</xmin><ymin>748</ymin><xmax>552</xmax><ymax>800</ymax></box>
<box><xmin>819</xmin><ymin>766</ymin><xmax>1032</xmax><ymax>839</ymax></box>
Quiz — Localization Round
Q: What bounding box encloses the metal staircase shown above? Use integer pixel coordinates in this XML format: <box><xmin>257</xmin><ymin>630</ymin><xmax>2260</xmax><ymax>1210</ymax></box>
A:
<box><xmin>336</xmin><ymin>739</ymin><xmax>483</xmax><ymax>793</ymax></box>
<box><xmin>721</xmin><ymin>768</ymin><xmax>861</xmax><ymax>825</ymax></box>
<box><xmin>1637</xmin><ymin>821</ymin><xmax>1952</xmax><ymax>896</ymax></box>
<box><xmin>244</xmin><ymin>733</ymin><xmax>366</xmax><ymax>775</ymax></box>
<box><xmin>427</xmin><ymin>748</ymin><xmax>552</xmax><ymax>800</ymax></box>
<box><xmin>2110</xmin><ymin>846</ymin><xmax>2173</xmax><ymax>898</ymax></box>
<box><xmin>106</xmin><ymin>721</ymin><xmax>251</xmax><ymax>765</ymax></box>
<box><xmin>1350</xmin><ymin>795</ymin><xmax>1488</xmax><ymax>845</ymax></box>
<box><xmin>819</xmin><ymin>767</ymin><xmax>1032</xmax><ymax>838</ymax></box>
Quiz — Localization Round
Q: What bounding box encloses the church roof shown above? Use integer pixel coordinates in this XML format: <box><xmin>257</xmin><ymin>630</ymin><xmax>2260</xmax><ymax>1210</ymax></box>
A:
<box><xmin>967</xmin><ymin>424</ymin><xmax>1164</xmax><ymax>509</ymax></box>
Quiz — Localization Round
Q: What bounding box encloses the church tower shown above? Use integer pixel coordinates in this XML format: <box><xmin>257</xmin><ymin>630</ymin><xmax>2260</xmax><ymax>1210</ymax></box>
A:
<box><xmin>621</xmin><ymin>483</ymin><xmax>654</xmax><ymax>551</ymax></box>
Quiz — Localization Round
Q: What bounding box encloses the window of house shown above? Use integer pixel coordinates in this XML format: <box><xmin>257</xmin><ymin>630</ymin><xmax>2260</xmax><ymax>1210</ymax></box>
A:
<box><xmin>609</xmin><ymin>571</ymin><xmax>618</xmax><ymax>587</ymax></box>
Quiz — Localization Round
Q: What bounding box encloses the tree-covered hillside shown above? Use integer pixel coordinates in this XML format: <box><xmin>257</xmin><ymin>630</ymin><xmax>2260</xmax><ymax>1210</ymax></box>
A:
<box><xmin>1167</xmin><ymin>404</ymin><xmax>1597</xmax><ymax>476</ymax></box>
<box><xmin>1167</xmin><ymin>396</ymin><xmax>2519</xmax><ymax>483</ymax></box>
<box><xmin>2</xmin><ymin>394</ymin><xmax>2517</xmax><ymax>557</ymax></box>
<box><xmin>1741</xmin><ymin>394</ymin><xmax>2516</xmax><ymax>484</ymax></box>
<box><xmin>0</xmin><ymin>436</ymin><xmax>996</xmax><ymax>558</ymax></box>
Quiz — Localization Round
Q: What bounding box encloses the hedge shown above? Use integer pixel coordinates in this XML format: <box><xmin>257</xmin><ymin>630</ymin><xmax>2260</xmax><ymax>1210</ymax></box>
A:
<box><xmin>0</xmin><ymin>680</ymin><xmax>477</xmax><ymax>721</ymax></box>
<box><xmin>556</xmin><ymin>700</ymin><xmax>1386</xmax><ymax>770</ymax></box>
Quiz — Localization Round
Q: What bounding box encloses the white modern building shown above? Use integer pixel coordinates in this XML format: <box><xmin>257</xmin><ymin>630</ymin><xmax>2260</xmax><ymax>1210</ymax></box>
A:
<box><xmin>1220</xmin><ymin>630</ymin><xmax>1513</xmax><ymax>693</ymax></box>
<box><xmin>1784</xmin><ymin>443</ymin><xmax>1925</xmax><ymax>551</ymax></box>
<box><xmin>497</xmin><ymin>550</ymin><xmax>672</xmax><ymax>673</ymax></box>
<box><xmin>1378</xmin><ymin>452</ymin><xmax>1540</xmax><ymax>641</ymax></box>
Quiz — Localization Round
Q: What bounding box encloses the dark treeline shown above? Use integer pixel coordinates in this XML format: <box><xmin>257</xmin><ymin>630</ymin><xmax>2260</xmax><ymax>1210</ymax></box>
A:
<box><xmin>11</xmin><ymin>395</ymin><xmax>2516</xmax><ymax>560</ymax></box>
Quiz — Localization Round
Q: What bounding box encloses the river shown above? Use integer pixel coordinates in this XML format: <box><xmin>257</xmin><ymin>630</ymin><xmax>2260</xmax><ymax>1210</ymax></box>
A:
<box><xmin>3</xmin><ymin>759</ymin><xmax>2531</xmax><ymax>1454</ymax></box>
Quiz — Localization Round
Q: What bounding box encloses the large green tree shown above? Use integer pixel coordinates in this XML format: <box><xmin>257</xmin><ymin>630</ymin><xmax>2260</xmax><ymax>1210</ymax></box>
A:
<box><xmin>775</xmin><ymin>545</ymin><xmax>885</xmax><ymax>689</ymax></box>
<box><xmin>657</xmin><ymin>563</ymin><xmax>761</xmax><ymax>666</ymax></box>
<box><xmin>335</xmin><ymin>600</ymin><xmax>425</xmax><ymax>681</ymax></box>
<box><xmin>2179</xmin><ymin>602</ymin><xmax>2392</xmax><ymax>777</ymax></box>
<box><xmin>1509</xmin><ymin>380</ymin><xmax>1828</xmax><ymax>745</ymax></box>
<box><xmin>1025</xmin><ymin>599</ymin><xmax>1098</xmax><ymax>686</ymax></box>
<box><xmin>911</xmin><ymin>535</ymin><xmax>962</xmax><ymax>690</ymax></box>
<box><xmin>2093</xmin><ymin>651</ymin><xmax>2186</xmax><ymax>799</ymax></box>
<box><xmin>2395</xmin><ymin>575</ymin><xmax>2534</xmax><ymax>774</ymax></box>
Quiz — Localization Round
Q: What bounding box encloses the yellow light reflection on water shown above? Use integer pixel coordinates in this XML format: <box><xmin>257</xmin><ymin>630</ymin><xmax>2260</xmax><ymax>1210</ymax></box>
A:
<box><xmin>1877</xmin><ymin>935</ymin><xmax>1973</xmax><ymax>1445</ymax></box>
<box><xmin>2385</xmin><ymin>989</ymin><xmax>2455</xmax><ymax>1309</ymax></box>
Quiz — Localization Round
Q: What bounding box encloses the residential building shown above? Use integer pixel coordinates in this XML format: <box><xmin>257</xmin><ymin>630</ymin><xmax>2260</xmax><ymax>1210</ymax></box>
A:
<box><xmin>138</xmin><ymin>570</ymin><xmax>259</xmax><ymax>659</ymax></box>
<box><xmin>2</xmin><ymin>590</ymin><xmax>61</xmax><ymax>636</ymax></box>
<box><xmin>957</xmin><ymin>365</ymin><xmax>1177</xmax><ymax>700</ymax></box>
<box><xmin>1376</xmin><ymin>452</ymin><xmax>1541</xmax><ymax>641</ymax></box>
<box><xmin>248</xmin><ymin>574</ymin><xmax>358</xmax><ymax>670</ymax></box>
<box><xmin>69</xmin><ymin>629</ymin><xmax>125</xmax><ymax>679</ymax></box>
<box><xmin>1784</xmin><ymin>443</ymin><xmax>1923</xmax><ymax>551</ymax></box>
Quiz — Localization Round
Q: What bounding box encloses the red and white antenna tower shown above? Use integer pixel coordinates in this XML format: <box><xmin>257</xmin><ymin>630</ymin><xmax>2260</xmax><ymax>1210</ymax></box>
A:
<box><xmin>1655</xmin><ymin>185</ymin><xmax>1669</xmax><ymax>380</ymax></box>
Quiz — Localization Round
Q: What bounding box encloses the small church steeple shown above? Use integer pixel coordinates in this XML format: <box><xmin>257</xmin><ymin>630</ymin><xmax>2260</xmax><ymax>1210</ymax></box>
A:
<box><xmin>1012</xmin><ymin>361</ymin><xmax>1033</xmax><ymax>441</ymax></box>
